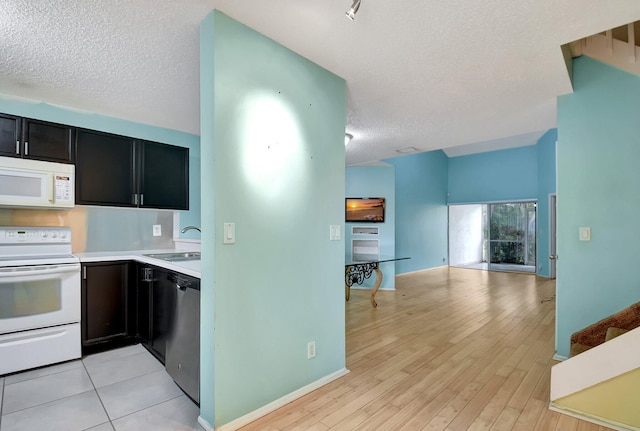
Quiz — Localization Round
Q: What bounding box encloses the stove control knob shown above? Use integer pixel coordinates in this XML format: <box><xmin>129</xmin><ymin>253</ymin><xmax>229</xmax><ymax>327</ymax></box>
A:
<box><xmin>60</xmin><ymin>231</ymin><xmax>67</xmax><ymax>240</ymax></box>
<box><xmin>40</xmin><ymin>231</ymin><xmax>48</xmax><ymax>239</ymax></box>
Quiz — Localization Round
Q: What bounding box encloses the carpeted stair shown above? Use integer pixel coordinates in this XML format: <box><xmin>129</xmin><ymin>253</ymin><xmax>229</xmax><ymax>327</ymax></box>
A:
<box><xmin>569</xmin><ymin>302</ymin><xmax>640</xmax><ymax>358</ymax></box>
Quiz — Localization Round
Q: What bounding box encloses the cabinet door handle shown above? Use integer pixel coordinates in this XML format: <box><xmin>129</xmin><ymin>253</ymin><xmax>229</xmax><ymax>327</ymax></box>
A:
<box><xmin>15</xmin><ymin>140</ymin><xmax>19</xmax><ymax>154</ymax></box>
<box><xmin>133</xmin><ymin>194</ymin><xmax>138</xmax><ymax>205</ymax></box>
<box><xmin>140</xmin><ymin>194</ymin><xmax>144</xmax><ymax>206</ymax></box>
<box><xmin>82</xmin><ymin>266</ymin><xmax>87</xmax><ymax>280</ymax></box>
<box><xmin>24</xmin><ymin>141</ymin><xmax>28</xmax><ymax>155</ymax></box>
<box><xmin>141</xmin><ymin>267</ymin><xmax>153</xmax><ymax>282</ymax></box>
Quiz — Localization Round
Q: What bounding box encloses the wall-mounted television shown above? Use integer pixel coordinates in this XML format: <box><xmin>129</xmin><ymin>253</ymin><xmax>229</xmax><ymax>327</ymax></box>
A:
<box><xmin>346</xmin><ymin>197</ymin><xmax>385</xmax><ymax>223</ymax></box>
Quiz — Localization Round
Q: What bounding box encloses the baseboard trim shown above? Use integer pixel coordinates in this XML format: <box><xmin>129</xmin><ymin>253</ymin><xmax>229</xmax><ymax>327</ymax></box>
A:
<box><xmin>397</xmin><ymin>265</ymin><xmax>448</xmax><ymax>276</ymax></box>
<box><xmin>197</xmin><ymin>416</ymin><xmax>214</xmax><ymax>431</ymax></box>
<box><xmin>549</xmin><ymin>402</ymin><xmax>640</xmax><ymax>431</ymax></box>
<box><xmin>553</xmin><ymin>353</ymin><xmax>568</xmax><ymax>361</ymax></box>
<box><xmin>215</xmin><ymin>367</ymin><xmax>350</xmax><ymax>431</ymax></box>
<box><xmin>350</xmin><ymin>286</ymin><xmax>396</xmax><ymax>291</ymax></box>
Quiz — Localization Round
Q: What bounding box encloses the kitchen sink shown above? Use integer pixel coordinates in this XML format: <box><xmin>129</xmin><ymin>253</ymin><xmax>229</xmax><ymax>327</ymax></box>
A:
<box><xmin>144</xmin><ymin>252</ymin><xmax>201</xmax><ymax>262</ymax></box>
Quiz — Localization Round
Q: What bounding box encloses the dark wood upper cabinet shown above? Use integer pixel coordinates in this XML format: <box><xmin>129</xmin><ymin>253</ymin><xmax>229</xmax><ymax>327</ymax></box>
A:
<box><xmin>139</xmin><ymin>141</ymin><xmax>189</xmax><ymax>210</ymax></box>
<box><xmin>2</xmin><ymin>111</ymin><xmax>189</xmax><ymax>210</ymax></box>
<box><xmin>0</xmin><ymin>115</ymin><xmax>73</xmax><ymax>163</ymax></box>
<box><xmin>75</xmin><ymin>130</ymin><xmax>189</xmax><ymax>210</ymax></box>
<box><xmin>22</xmin><ymin>119</ymin><xmax>74</xmax><ymax>163</ymax></box>
<box><xmin>0</xmin><ymin>114</ymin><xmax>21</xmax><ymax>158</ymax></box>
<box><xmin>75</xmin><ymin>129</ymin><xmax>137</xmax><ymax>207</ymax></box>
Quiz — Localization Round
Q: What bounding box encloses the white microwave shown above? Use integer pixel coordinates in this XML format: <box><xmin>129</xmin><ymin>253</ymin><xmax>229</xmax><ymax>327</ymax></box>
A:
<box><xmin>0</xmin><ymin>156</ymin><xmax>75</xmax><ymax>209</ymax></box>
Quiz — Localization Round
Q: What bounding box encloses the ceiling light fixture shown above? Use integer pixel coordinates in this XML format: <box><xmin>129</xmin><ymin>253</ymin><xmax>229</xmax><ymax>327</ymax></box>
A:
<box><xmin>345</xmin><ymin>133</ymin><xmax>353</xmax><ymax>146</ymax></box>
<box><xmin>395</xmin><ymin>146</ymin><xmax>420</xmax><ymax>154</ymax></box>
<box><xmin>345</xmin><ymin>0</ymin><xmax>361</xmax><ymax>21</ymax></box>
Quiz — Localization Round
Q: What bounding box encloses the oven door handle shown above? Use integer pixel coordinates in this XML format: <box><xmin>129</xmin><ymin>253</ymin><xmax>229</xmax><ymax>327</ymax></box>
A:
<box><xmin>0</xmin><ymin>264</ymin><xmax>81</xmax><ymax>280</ymax></box>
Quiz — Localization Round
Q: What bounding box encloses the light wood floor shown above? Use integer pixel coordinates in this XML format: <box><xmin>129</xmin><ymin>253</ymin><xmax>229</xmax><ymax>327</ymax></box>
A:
<box><xmin>239</xmin><ymin>267</ymin><xmax>613</xmax><ymax>431</ymax></box>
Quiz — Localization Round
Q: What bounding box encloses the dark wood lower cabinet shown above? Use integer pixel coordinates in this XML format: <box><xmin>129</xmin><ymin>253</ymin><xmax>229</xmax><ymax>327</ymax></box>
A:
<box><xmin>138</xmin><ymin>265</ymin><xmax>175</xmax><ymax>364</ymax></box>
<box><xmin>81</xmin><ymin>261</ymin><xmax>197</xmax><ymax>368</ymax></box>
<box><xmin>81</xmin><ymin>261</ymin><xmax>137</xmax><ymax>354</ymax></box>
<box><xmin>137</xmin><ymin>267</ymin><xmax>152</xmax><ymax>345</ymax></box>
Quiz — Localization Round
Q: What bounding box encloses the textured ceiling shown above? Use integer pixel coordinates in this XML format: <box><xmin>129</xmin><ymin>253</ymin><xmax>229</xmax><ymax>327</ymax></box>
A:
<box><xmin>2</xmin><ymin>1</ymin><xmax>640</xmax><ymax>165</ymax></box>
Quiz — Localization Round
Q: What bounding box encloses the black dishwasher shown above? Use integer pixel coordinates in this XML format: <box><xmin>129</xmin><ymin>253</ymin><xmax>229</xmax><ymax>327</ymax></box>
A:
<box><xmin>139</xmin><ymin>266</ymin><xmax>200</xmax><ymax>404</ymax></box>
<box><xmin>164</xmin><ymin>271</ymin><xmax>200</xmax><ymax>404</ymax></box>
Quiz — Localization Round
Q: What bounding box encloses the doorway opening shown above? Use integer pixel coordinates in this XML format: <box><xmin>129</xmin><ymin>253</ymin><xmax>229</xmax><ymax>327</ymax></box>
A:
<box><xmin>449</xmin><ymin>201</ymin><xmax>536</xmax><ymax>273</ymax></box>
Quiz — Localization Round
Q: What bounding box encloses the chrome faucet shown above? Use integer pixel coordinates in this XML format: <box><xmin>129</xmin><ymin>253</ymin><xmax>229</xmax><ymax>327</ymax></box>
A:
<box><xmin>180</xmin><ymin>225</ymin><xmax>201</xmax><ymax>233</ymax></box>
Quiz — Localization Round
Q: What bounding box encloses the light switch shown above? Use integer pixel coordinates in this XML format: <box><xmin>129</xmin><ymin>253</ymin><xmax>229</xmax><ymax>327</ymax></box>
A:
<box><xmin>223</xmin><ymin>223</ymin><xmax>235</xmax><ymax>244</ymax></box>
<box><xmin>579</xmin><ymin>226</ymin><xmax>591</xmax><ymax>241</ymax></box>
<box><xmin>330</xmin><ymin>225</ymin><xmax>341</xmax><ymax>241</ymax></box>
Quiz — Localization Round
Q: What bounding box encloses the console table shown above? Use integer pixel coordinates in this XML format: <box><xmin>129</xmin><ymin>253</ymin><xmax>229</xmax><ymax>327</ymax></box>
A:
<box><xmin>345</xmin><ymin>255</ymin><xmax>410</xmax><ymax>308</ymax></box>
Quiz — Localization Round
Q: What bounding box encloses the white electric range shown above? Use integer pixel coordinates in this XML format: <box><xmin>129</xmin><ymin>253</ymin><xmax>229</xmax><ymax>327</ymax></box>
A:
<box><xmin>0</xmin><ymin>226</ymin><xmax>81</xmax><ymax>375</ymax></box>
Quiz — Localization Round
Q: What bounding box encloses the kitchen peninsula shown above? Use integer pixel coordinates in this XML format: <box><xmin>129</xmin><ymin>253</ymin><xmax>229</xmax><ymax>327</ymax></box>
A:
<box><xmin>76</xmin><ymin>250</ymin><xmax>201</xmax><ymax>403</ymax></box>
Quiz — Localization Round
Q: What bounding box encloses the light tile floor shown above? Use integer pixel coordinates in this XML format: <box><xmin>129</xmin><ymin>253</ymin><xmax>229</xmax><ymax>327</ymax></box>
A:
<box><xmin>0</xmin><ymin>344</ymin><xmax>204</xmax><ymax>431</ymax></box>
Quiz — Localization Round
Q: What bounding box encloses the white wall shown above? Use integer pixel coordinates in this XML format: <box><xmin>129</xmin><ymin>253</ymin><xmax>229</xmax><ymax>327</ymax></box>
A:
<box><xmin>449</xmin><ymin>204</ymin><xmax>483</xmax><ymax>266</ymax></box>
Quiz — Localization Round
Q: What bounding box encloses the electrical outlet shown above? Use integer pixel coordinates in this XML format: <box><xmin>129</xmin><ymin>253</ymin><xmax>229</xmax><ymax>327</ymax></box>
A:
<box><xmin>307</xmin><ymin>341</ymin><xmax>316</xmax><ymax>359</ymax></box>
<box><xmin>152</xmin><ymin>225</ymin><xmax>162</xmax><ymax>236</ymax></box>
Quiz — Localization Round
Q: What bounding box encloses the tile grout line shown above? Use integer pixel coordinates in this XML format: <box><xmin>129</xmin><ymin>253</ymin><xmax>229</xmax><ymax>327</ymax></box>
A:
<box><xmin>88</xmin><ymin>367</ymin><xmax>167</xmax><ymax>392</ymax></box>
<box><xmin>2</xmin><ymin>360</ymin><xmax>81</xmax><ymax>387</ymax></box>
<box><xmin>81</xmin><ymin>355</ymin><xmax>114</xmax><ymax>431</ymax></box>
<box><xmin>81</xmin><ymin>346</ymin><xmax>182</xmax><ymax>430</ymax></box>
<box><xmin>81</xmin><ymin>345</ymin><xmax>146</xmax><ymax>368</ymax></box>
<box><xmin>1</xmin><ymin>377</ymin><xmax>4</xmax><ymax>430</ymax></box>
<box><xmin>0</xmin><ymin>388</ymin><xmax>97</xmax><ymax>418</ymax></box>
<box><xmin>107</xmin><ymin>393</ymin><xmax>185</xmax><ymax>427</ymax></box>
<box><xmin>3</xmin><ymin>345</ymin><xmax>197</xmax><ymax>431</ymax></box>
<box><xmin>1</xmin><ymin>365</ymin><xmax>97</xmax><ymax>417</ymax></box>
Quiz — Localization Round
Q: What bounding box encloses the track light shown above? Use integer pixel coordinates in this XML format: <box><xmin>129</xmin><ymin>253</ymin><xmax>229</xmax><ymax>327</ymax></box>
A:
<box><xmin>345</xmin><ymin>0</ymin><xmax>361</xmax><ymax>20</ymax></box>
<box><xmin>345</xmin><ymin>133</ymin><xmax>353</xmax><ymax>146</ymax></box>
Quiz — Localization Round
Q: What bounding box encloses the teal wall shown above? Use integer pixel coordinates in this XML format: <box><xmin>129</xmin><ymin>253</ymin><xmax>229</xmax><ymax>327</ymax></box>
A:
<box><xmin>0</xmin><ymin>95</ymin><xmax>201</xmax><ymax>235</ymax></box>
<box><xmin>556</xmin><ymin>56</ymin><xmax>640</xmax><ymax>358</ymax></box>
<box><xmin>345</xmin><ymin>166</ymin><xmax>396</xmax><ymax>288</ymax></box>
<box><xmin>201</xmin><ymin>11</ymin><xmax>346</xmax><ymax>427</ymax></box>
<box><xmin>199</xmin><ymin>13</ymin><xmax>216</xmax><ymax>426</ymax></box>
<box><xmin>536</xmin><ymin>129</ymin><xmax>557</xmax><ymax>277</ymax></box>
<box><xmin>448</xmin><ymin>145</ymin><xmax>538</xmax><ymax>204</ymax></box>
<box><xmin>385</xmin><ymin>150</ymin><xmax>449</xmax><ymax>274</ymax></box>
<box><xmin>446</xmin><ymin>137</ymin><xmax>557</xmax><ymax>277</ymax></box>
<box><xmin>350</xmin><ymin>141</ymin><xmax>556</xmax><ymax>279</ymax></box>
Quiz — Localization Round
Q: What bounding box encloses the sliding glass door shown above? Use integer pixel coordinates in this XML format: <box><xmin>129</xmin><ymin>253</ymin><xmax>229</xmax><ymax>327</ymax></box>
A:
<box><xmin>488</xmin><ymin>202</ymin><xmax>536</xmax><ymax>272</ymax></box>
<box><xmin>448</xmin><ymin>201</ymin><xmax>536</xmax><ymax>273</ymax></box>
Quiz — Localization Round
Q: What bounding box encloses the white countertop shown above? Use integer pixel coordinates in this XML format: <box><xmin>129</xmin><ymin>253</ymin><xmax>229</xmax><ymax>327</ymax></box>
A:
<box><xmin>75</xmin><ymin>249</ymin><xmax>201</xmax><ymax>278</ymax></box>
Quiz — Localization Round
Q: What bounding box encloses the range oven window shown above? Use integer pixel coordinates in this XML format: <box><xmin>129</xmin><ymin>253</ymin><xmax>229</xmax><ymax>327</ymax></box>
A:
<box><xmin>0</xmin><ymin>263</ymin><xmax>80</xmax><ymax>334</ymax></box>
<box><xmin>0</xmin><ymin>280</ymin><xmax>62</xmax><ymax>319</ymax></box>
